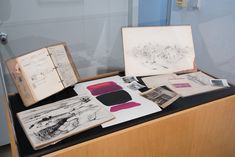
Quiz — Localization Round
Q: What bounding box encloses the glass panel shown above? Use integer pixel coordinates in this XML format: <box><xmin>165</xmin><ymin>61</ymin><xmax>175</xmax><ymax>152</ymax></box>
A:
<box><xmin>0</xmin><ymin>0</ymin><xmax>170</xmax><ymax>147</ymax></box>
<box><xmin>0</xmin><ymin>0</ymin><xmax>140</xmax><ymax>93</ymax></box>
<box><xmin>171</xmin><ymin>0</ymin><xmax>235</xmax><ymax>84</ymax></box>
<box><xmin>0</xmin><ymin>0</ymin><xmax>139</xmax><ymax>146</ymax></box>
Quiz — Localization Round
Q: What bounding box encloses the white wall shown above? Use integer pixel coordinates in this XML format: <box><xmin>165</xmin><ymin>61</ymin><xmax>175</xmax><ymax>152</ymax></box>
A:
<box><xmin>171</xmin><ymin>0</ymin><xmax>235</xmax><ymax>84</ymax></box>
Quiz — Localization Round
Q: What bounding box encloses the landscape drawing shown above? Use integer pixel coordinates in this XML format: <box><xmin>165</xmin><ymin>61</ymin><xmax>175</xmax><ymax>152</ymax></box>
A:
<box><xmin>122</xmin><ymin>26</ymin><xmax>195</xmax><ymax>76</ymax></box>
<box><xmin>17</xmin><ymin>95</ymin><xmax>114</xmax><ymax>150</ymax></box>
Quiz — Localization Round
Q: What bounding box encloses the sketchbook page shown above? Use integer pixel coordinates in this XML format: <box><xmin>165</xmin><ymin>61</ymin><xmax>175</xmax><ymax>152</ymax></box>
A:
<box><xmin>167</xmin><ymin>71</ymin><xmax>224</xmax><ymax>97</ymax></box>
<box><xmin>122</xmin><ymin>25</ymin><xmax>195</xmax><ymax>76</ymax></box>
<box><xmin>16</xmin><ymin>48</ymin><xmax>64</xmax><ymax>101</ymax></box>
<box><xmin>17</xmin><ymin>95</ymin><xmax>114</xmax><ymax>150</ymax></box>
<box><xmin>73</xmin><ymin>76</ymin><xmax>162</xmax><ymax>128</ymax></box>
<box><xmin>142</xmin><ymin>73</ymin><xmax>178</xmax><ymax>88</ymax></box>
<box><xmin>47</xmin><ymin>44</ymin><xmax>78</xmax><ymax>88</ymax></box>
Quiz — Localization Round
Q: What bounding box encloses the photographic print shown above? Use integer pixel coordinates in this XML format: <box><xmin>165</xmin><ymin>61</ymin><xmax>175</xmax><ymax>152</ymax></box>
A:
<box><xmin>127</xmin><ymin>81</ymin><xmax>146</xmax><ymax>91</ymax></box>
<box><xmin>17</xmin><ymin>95</ymin><xmax>114</xmax><ymax>150</ymax></box>
<box><xmin>122</xmin><ymin>25</ymin><xmax>195</xmax><ymax>76</ymax></box>
<box><xmin>210</xmin><ymin>79</ymin><xmax>229</xmax><ymax>87</ymax></box>
<box><xmin>141</xmin><ymin>86</ymin><xmax>180</xmax><ymax>108</ymax></box>
<box><xmin>122</xmin><ymin>76</ymin><xmax>138</xmax><ymax>83</ymax></box>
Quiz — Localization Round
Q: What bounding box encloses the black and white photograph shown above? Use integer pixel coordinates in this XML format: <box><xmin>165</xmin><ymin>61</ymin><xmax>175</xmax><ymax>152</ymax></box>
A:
<box><xmin>17</xmin><ymin>95</ymin><xmax>114</xmax><ymax>150</ymax></box>
<box><xmin>141</xmin><ymin>86</ymin><xmax>180</xmax><ymax>108</ymax></box>
<box><xmin>122</xmin><ymin>76</ymin><xmax>138</xmax><ymax>83</ymax></box>
<box><xmin>210</xmin><ymin>79</ymin><xmax>230</xmax><ymax>87</ymax></box>
<box><xmin>122</xmin><ymin>26</ymin><xmax>195</xmax><ymax>76</ymax></box>
<box><xmin>127</xmin><ymin>81</ymin><xmax>146</xmax><ymax>91</ymax></box>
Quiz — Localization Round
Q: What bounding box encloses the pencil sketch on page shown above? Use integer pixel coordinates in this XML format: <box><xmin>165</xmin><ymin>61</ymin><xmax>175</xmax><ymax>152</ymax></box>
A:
<box><xmin>47</xmin><ymin>44</ymin><xmax>78</xmax><ymax>87</ymax></box>
<box><xmin>16</xmin><ymin>48</ymin><xmax>64</xmax><ymax>100</ymax></box>
<box><xmin>122</xmin><ymin>26</ymin><xmax>195</xmax><ymax>76</ymax></box>
<box><xmin>17</xmin><ymin>95</ymin><xmax>114</xmax><ymax>150</ymax></box>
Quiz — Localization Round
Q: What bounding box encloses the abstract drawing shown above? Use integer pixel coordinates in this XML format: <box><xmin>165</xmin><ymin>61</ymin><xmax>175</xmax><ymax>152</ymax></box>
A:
<box><xmin>122</xmin><ymin>26</ymin><xmax>195</xmax><ymax>76</ymax></box>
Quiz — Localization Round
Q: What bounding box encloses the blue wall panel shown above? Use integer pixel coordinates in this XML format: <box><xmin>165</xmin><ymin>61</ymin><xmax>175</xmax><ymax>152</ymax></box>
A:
<box><xmin>138</xmin><ymin>0</ymin><xmax>169</xmax><ymax>26</ymax></box>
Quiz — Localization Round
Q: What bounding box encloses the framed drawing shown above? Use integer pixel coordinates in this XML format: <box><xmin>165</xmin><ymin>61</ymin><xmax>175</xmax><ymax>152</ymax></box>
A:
<box><xmin>122</xmin><ymin>25</ymin><xmax>196</xmax><ymax>76</ymax></box>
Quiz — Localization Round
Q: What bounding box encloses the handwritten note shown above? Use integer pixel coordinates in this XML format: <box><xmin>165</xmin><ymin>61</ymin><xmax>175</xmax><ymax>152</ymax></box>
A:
<box><xmin>17</xmin><ymin>48</ymin><xmax>64</xmax><ymax>100</ymax></box>
<box><xmin>48</xmin><ymin>45</ymin><xmax>77</xmax><ymax>87</ymax></box>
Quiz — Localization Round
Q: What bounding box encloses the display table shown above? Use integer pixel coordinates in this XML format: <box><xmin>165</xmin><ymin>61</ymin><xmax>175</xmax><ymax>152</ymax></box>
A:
<box><xmin>5</xmin><ymin>73</ymin><xmax>235</xmax><ymax>157</ymax></box>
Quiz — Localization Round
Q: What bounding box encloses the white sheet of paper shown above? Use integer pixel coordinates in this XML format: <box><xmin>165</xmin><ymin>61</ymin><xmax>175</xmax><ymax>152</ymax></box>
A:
<box><xmin>17</xmin><ymin>48</ymin><xmax>64</xmax><ymax>101</ymax></box>
<box><xmin>122</xmin><ymin>26</ymin><xmax>195</xmax><ymax>76</ymax></box>
<box><xmin>74</xmin><ymin>76</ymin><xmax>161</xmax><ymax>128</ymax></box>
<box><xmin>167</xmin><ymin>71</ymin><xmax>224</xmax><ymax>97</ymax></box>
<box><xmin>142</xmin><ymin>73</ymin><xmax>178</xmax><ymax>88</ymax></box>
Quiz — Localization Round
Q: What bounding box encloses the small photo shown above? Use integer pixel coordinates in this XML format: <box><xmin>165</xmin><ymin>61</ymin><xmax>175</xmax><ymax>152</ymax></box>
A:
<box><xmin>210</xmin><ymin>79</ymin><xmax>230</xmax><ymax>87</ymax></box>
<box><xmin>141</xmin><ymin>86</ymin><xmax>180</xmax><ymax>108</ymax></box>
<box><xmin>127</xmin><ymin>81</ymin><xmax>146</xmax><ymax>91</ymax></box>
<box><xmin>122</xmin><ymin>76</ymin><xmax>138</xmax><ymax>83</ymax></box>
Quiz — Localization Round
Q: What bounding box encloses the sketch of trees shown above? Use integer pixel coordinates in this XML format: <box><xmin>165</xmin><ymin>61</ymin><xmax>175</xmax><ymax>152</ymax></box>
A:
<box><xmin>131</xmin><ymin>42</ymin><xmax>193</xmax><ymax>70</ymax></box>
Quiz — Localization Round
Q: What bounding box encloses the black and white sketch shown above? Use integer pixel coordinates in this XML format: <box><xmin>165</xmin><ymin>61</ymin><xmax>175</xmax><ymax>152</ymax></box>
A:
<box><xmin>186</xmin><ymin>74</ymin><xmax>208</xmax><ymax>86</ymax></box>
<box><xmin>17</xmin><ymin>95</ymin><xmax>114</xmax><ymax>150</ymax></box>
<box><xmin>122</xmin><ymin>26</ymin><xmax>195</xmax><ymax>76</ymax></box>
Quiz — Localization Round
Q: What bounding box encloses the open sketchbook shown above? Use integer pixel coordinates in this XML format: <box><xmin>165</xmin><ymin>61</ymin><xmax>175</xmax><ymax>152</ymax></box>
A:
<box><xmin>6</xmin><ymin>43</ymin><xmax>80</xmax><ymax>107</ymax></box>
<box><xmin>17</xmin><ymin>95</ymin><xmax>114</xmax><ymax>150</ymax></box>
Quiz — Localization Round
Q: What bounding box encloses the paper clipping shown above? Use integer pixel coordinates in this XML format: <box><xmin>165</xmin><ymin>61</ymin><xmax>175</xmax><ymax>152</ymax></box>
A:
<box><xmin>141</xmin><ymin>86</ymin><xmax>180</xmax><ymax>108</ymax></box>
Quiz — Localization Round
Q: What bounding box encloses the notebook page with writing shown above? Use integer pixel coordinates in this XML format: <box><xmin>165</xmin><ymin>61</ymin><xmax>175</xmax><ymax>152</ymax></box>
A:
<box><xmin>47</xmin><ymin>45</ymin><xmax>78</xmax><ymax>87</ymax></box>
<box><xmin>16</xmin><ymin>48</ymin><xmax>64</xmax><ymax>101</ymax></box>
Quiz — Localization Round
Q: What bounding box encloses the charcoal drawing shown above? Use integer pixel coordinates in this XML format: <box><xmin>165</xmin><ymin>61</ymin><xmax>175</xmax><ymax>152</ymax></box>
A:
<box><xmin>17</xmin><ymin>95</ymin><xmax>114</xmax><ymax>149</ymax></box>
<box><xmin>122</xmin><ymin>26</ymin><xmax>195</xmax><ymax>76</ymax></box>
<box><xmin>130</xmin><ymin>43</ymin><xmax>193</xmax><ymax>70</ymax></box>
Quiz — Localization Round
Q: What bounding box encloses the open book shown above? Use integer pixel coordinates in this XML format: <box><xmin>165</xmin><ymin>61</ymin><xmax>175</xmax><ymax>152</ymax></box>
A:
<box><xmin>6</xmin><ymin>43</ymin><xmax>80</xmax><ymax>107</ymax></box>
<box><xmin>17</xmin><ymin>95</ymin><xmax>114</xmax><ymax>150</ymax></box>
